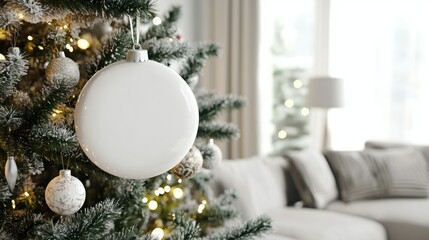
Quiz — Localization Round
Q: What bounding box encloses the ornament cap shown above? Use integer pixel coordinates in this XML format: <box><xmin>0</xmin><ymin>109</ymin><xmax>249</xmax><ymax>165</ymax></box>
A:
<box><xmin>8</xmin><ymin>47</ymin><xmax>20</xmax><ymax>55</ymax></box>
<box><xmin>59</xmin><ymin>169</ymin><xmax>71</xmax><ymax>178</ymax></box>
<box><xmin>126</xmin><ymin>49</ymin><xmax>148</xmax><ymax>63</ymax></box>
<box><xmin>58</xmin><ymin>51</ymin><xmax>66</xmax><ymax>58</ymax></box>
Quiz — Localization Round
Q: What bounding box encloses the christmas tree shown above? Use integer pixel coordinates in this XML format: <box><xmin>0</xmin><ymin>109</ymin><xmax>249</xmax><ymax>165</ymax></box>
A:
<box><xmin>0</xmin><ymin>1</ymin><xmax>271</xmax><ymax>239</ymax></box>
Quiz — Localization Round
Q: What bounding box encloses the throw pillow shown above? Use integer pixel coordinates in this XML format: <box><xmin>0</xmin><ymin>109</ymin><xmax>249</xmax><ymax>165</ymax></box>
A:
<box><xmin>286</xmin><ymin>150</ymin><xmax>338</xmax><ymax>208</ymax></box>
<box><xmin>364</xmin><ymin>148</ymin><xmax>429</xmax><ymax>198</ymax></box>
<box><xmin>325</xmin><ymin>151</ymin><xmax>381</xmax><ymax>202</ymax></box>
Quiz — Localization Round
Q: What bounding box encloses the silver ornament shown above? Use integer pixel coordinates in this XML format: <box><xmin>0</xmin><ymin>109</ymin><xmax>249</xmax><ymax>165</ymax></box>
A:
<box><xmin>173</xmin><ymin>146</ymin><xmax>203</xmax><ymax>179</ymax></box>
<box><xmin>45</xmin><ymin>169</ymin><xmax>86</xmax><ymax>216</ymax></box>
<box><xmin>203</xmin><ymin>139</ymin><xmax>223</xmax><ymax>169</ymax></box>
<box><xmin>5</xmin><ymin>155</ymin><xmax>18</xmax><ymax>191</ymax></box>
<box><xmin>45</xmin><ymin>51</ymin><xmax>80</xmax><ymax>86</ymax></box>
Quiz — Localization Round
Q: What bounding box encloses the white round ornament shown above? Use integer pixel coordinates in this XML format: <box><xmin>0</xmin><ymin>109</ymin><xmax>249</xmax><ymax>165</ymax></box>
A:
<box><xmin>173</xmin><ymin>146</ymin><xmax>203</xmax><ymax>179</ymax></box>
<box><xmin>74</xmin><ymin>49</ymin><xmax>199</xmax><ymax>179</ymax></box>
<box><xmin>45</xmin><ymin>51</ymin><xmax>80</xmax><ymax>86</ymax></box>
<box><xmin>45</xmin><ymin>169</ymin><xmax>86</xmax><ymax>216</ymax></box>
<box><xmin>203</xmin><ymin>139</ymin><xmax>222</xmax><ymax>169</ymax></box>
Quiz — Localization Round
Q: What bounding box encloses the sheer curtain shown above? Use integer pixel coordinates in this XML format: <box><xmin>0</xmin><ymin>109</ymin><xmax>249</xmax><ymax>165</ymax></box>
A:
<box><xmin>199</xmin><ymin>0</ymin><xmax>261</xmax><ymax>158</ymax></box>
<box><xmin>329</xmin><ymin>0</ymin><xmax>429</xmax><ymax>150</ymax></box>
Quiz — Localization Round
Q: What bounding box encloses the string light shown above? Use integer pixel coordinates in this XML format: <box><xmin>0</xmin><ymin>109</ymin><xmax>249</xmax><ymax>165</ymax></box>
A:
<box><xmin>164</xmin><ymin>185</ymin><xmax>171</xmax><ymax>193</ymax></box>
<box><xmin>284</xmin><ymin>99</ymin><xmax>294</xmax><ymax>108</ymax></box>
<box><xmin>197</xmin><ymin>203</ymin><xmax>205</xmax><ymax>213</ymax></box>
<box><xmin>152</xmin><ymin>16</ymin><xmax>162</xmax><ymax>25</ymax></box>
<box><xmin>166</xmin><ymin>174</ymin><xmax>172</xmax><ymax>181</ymax></box>
<box><xmin>77</xmin><ymin>39</ymin><xmax>90</xmax><ymax>50</ymax></box>
<box><xmin>158</xmin><ymin>187</ymin><xmax>165</xmax><ymax>195</ymax></box>
<box><xmin>154</xmin><ymin>190</ymin><xmax>159</xmax><ymax>196</ymax></box>
<box><xmin>151</xmin><ymin>228</ymin><xmax>165</xmax><ymax>240</ymax></box>
<box><xmin>293</xmin><ymin>79</ymin><xmax>303</xmax><ymax>88</ymax></box>
<box><xmin>63</xmin><ymin>25</ymin><xmax>68</xmax><ymax>29</ymax></box>
<box><xmin>24</xmin><ymin>192</ymin><xmax>29</xmax><ymax>197</ymax></box>
<box><xmin>0</xmin><ymin>54</ymin><xmax>5</xmax><ymax>61</ymax></box>
<box><xmin>38</xmin><ymin>46</ymin><xmax>44</xmax><ymax>50</ymax></box>
<box><xmin>202</xmin><ymin>200</ymin><xmax>207</xmax><ymax>205</ymax></box>
<box><xmin>69</xmin><ymin>38</ymin><xmax>74</xmax><ymax>42</ymax></box>
<box><xmin>178</xmin><ymin>179</ymin><xmax>182</xmax><ymax>183</ymax></box>
<box><xmin>278</xmin><ymin>130</ymin><xmax>287</xmax><ymax>139</ymax></box>
<box><xmin>173</xmin><ymin>188</ymin><xmax>184</xmax><ymax>199</ymax></box>
<box><xmin>27</xmin><ymin>35</ymin><xmax>33</xmax><ymax>41</ymax></box>
<box><xmin>18</xmin><ymin>13</ymin><xmax>24</xmax><ymax>20</ymax></box>
<box><xmin>11</xmin><ymin>200</ymin><xmax>15</xmax><ymax>209</ymax></box>
<box><xmin>301</xmin><ymin>107</ymin><xmax>310</xmax><ymax>116</ymax></box>
<box><xmin>142</xmin><ymin>197</ymin><xmax>148</xmax><ymax>203</ymax></box>
<box><xmin>148</xmin><ymin>200</ymin><xmax>158</xmax><ymax>210</ymax></box>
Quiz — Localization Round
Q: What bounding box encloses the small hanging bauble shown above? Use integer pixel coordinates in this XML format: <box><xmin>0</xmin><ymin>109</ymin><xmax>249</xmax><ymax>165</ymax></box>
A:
<box><xmin>5</xmin><ymin>155</ymin><xmax>18</xmax><ymax>191</ymax></box>
<box><xmin>173</xmin><ymin>146</ymin><xmax>203</xmax><ymax>179</ymax></box>
<box><xmin>45</xmin><ymin>51</ymin><xmax>80</xmax><ymax>86</ymax></box>
<box><xmin>74</xmin><ymin>49</ymin><xmax>199</xmax><ymax>179</ymax></box>
<box><xmin>45</xmin><ymin>170</ymin><xmax>86</xmax><ymax>216</ymax></box>
<box><xmin>203</xmin><ymin>139</ymin><xmax>223</xmax><ymax>169</ymax></box>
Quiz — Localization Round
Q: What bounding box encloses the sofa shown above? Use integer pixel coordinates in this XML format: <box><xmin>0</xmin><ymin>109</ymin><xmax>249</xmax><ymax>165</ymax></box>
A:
<box><xmin>211</xmin><ymin>142</ymin><xmax>429</xmax><ymax>240</ymax></box>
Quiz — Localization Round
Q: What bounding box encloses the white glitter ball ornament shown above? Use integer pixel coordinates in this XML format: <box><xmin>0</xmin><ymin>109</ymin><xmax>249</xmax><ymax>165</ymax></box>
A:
<box><xmin>45</xmin><ymin>51</ymin><xmax>80</xmax><ymax>86</ymax></box>
<box><xmin>202</xmin><ymin>139</ymin><xmax>222</xmax><ymax>169</ymax></box>
<box><xmin>74</xmin><ymin>49</ymin><xmax>199</xmax><ymax>179</ymax></box>
<box><xmin>173</xmin><ymin>146</ymin><xmax>203</xmax><ymax>179</ymax></box>
<box><xmin>45</xmin><ymin>170</ymin><xmax>86</xmax><ymax>216</ymax></box>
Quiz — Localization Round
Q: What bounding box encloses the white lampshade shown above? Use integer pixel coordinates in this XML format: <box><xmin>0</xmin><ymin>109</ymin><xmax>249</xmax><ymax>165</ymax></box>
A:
<box><xmin>306</xmin><ymin>76</ymin><xmax>345</xmax><ymax>108</ymax></box>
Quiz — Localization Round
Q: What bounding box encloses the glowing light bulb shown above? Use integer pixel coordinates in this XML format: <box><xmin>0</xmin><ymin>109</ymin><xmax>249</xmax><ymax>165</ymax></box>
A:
<box><xmin>148</xmin><ymin>200</ymin><xmax>158</xmax><ymax>210</ymax></box>
<box><xmin>202</xmin><ymin>200</ymin><xmax>207</xmax><ymax>205</ymax></box>
<box><xmin>164</xmin><ymin>185</ymin><xmax>171</xmax><ymax>193</ymax></box>
<box><xmin>301</xmin><ymin>107</ymin><xmax>310</xmax><ymax>116</ymax></box>
<box><xmin>151</xmin><ymin>228</ymin><xmax>164</xmax><ymax>239</ymax></box>
<box><xmin>178</xmin><ymin>179</ymin><xmax>182</xmax><ymax>183</ymax></box>
<box><xmin>18</xmin><ymin>13</ymin><xmax>24</xmax><ymax>20</ymax></box>
<box><xmin>152</xmin><ymin>16</ymin><xmax>162</xmax><ymax>25</ymax></box>
<box><xmin>166</xmin><ymin>174</ymin><xmax>172</xmax><ymax>181</ymax></box>
<box><xmin>24</xmin><ymin>192</ymin><xmax>29</xmax><ymax>197</ymax></box>
<box><xmin>52</xmin><ymin>113</ymin><xmax>57</xmax><ymax>117</ymax></box>
<box><xmin>197</xmin><ymin>204</ymin><xmax>205</xmax><ymax>213</ymax></box>
<box><xmin>154</xmin><ymin>190</ymin><xmax>159</xmax><ymax>196</ymax></box>
<box><xmin>142</xmin><ymin>197</ymin><xmax>148</xmax><ymax>203</ymax></box>
<box><xmin>284</xmin><ymin>99</ymin><xmax>294</xmax><ymax>108</ymax></box>
<box><xmin>77</xmin><ymin>39</ymin><xmax>90</xmax><ymax>50</ymax></box>
<box><xmin>173</xmin><ymin>188</ymin><xmax>184</xmax><ymax>199</ymax></box>
<box><xmin>158</xmin><ymin>187</ymin><xmax>165</xmax><ymax>195</ymax></box>
<box><xmin>293</xmin><ymin>79</ymin><xmax>303</xmax><ymax>88</ymax></box>
<box><xmin>38</xmin><ymin>46</ymin><xmax>44</xmax><ymax>50</ymax></box>
<box><xmin>0</xmin><ymin>54</ymin><xmax>5</xmax><ymax>61</ymax></box>
<box><xmin>27</xmin><ymin>36</ymin><xmax>33</xmax><ymax>41</ymax></box>
<box><xmin>278</xmin><ymin>130</ymin><xmax>287</xmax><ymax>139</ymax></box>
<box><xmin>11</xmin><ymin>200</ymin><xmax>15</xmax><ymax>209</ymax></box>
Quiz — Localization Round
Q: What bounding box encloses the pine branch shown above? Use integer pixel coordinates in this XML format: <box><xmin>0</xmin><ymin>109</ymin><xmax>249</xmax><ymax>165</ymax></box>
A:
<box><xmin>143</xmin><ymin>38</ymin><xmax>189</xmax><ymax>63</ymax></box>
<box><xmin>198</xmin><ymin>95</ymin><xmax>245</xmax><ymax>122</ymax></box>
<box><xmin>0</xmin><ymin>106</ymin><xmax>23</xmax><ymax>132</ymax></box>
<box><xmin>38</xmin><ymin>0</ymin><xmax>156</xmax><ymax>20</ymax></box>
<box><xmin>197</xmin><ymin>122</ymin><xmax>239</xmax><ymax>140</ymax></box>
<box><xmin>142</xmin><ymin>6</ymin><xmax>181</xmax><ymax>41</ymax></box>
<box><xmin>179</xmin><ymin>43</ymin><xmax>219</xmax><ymax>81</ymax></box>
<box><xmin>204</xmin><ymin>216</ymin><xmax>272</xmax><ymax>240</ymax></box>
<box><xmin>0</xmin><ymin>49</ymin><xmax>29</xmax><ymax>103</ymax></box>
<box><xmin>169</xmin><ymin>214</ymin><xmax>201</xmax><ymax>240</ymax></box>
<box><xmin>105</xmin><ymin>228</ymin><xmax>156</xmax><ymax>240</ymax></box>
<box><xmin>35</xmin><ymin>199</ymin><xmax>122</xmax><ymax>240</ymax></box>
<box><xmin>196</xmin><ymin>191</ymin><xmax>238</xmax><ymax>226</ymax></box>
<box><xmin>87</xmin><ymin>30</ymin><xmax>132</xmax><ymax>77</ymax></box>
<box><xmin>4</xmin><ymin>0</ymin><xmax>44</xmax><ymax>23</ymax></box>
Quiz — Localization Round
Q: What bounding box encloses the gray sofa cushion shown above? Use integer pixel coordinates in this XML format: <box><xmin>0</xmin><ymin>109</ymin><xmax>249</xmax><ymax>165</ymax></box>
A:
<box><xmin>267</xmin><ymin>207</ymin><xmax>387</xmax><ymax>240</ymax></box>
<box><xmin>327</xmin><ymin>199</ymin><xmax>429</xmax><ymax>240</ymax></box>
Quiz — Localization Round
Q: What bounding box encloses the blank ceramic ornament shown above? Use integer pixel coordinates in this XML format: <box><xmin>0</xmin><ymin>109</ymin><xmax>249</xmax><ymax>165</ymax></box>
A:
<box><xmin>74</xmin><ymin>49</ymin><xmax>199</xmax><ymax>179</ymax></box>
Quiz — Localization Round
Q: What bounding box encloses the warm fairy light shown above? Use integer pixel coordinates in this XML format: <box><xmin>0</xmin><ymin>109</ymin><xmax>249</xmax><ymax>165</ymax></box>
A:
<box><xmin>68</xmin><ymin>47</ymin><xmax>74</xmax><ymax>53</ymax></box>
<box><xmin>151</xmin><ymin>228</ymin><xmax>164</xmax><ymax>240</ymax></box>
<box><xmin>27</xmin><ymin>35</ymin><xmax>33</xmax><ymax>41</ymax></box>
<box><xmin>0</xmin><ymin>54</ymin><xmax>5</xmax><ymax>61</ymax></box>
<box><xmin>197</xmin><ymin>203</ymin><xmax>205</xmax><ymax>213</ymax></box>
<box><xmin>52</xmin><ymin>113</ymin><xmax>57</xmax><ymax>117</ymax></box>
<box><xmin>278</xmin><ymin>130</ymin><xmax>287</xmax><ymax>139</ymax></box>
<box><xmin>293</xmin><ymin>79</ymin><xmax>303</xmax><ymax>88</ymax></box>
<box><xmin>284</xmin><ymin>99</ymin><xmax>294</xmax><ymax>108</ymax></box>
<box><xmin>77</xmin><ymin>39</ymin><xmax>90</xmax><ymax>50</ymax></box>
<box><xmin>18</xmin><ymin>13</ymin><xmax>24</xmax><ymax>20</ymax></box>
<box><xmin>173</xmin><ymin>188</ymin><xmax>184</xmax><ymax>199</ymax></box>
<box><xmin>63</xmin><ymin>25</ymin><xmax>68</xmax><ymax>29</ymax></box>
<box><xmin>154</xmin><ymin>190</ymin><xmax>159</xmax><ymax>196</ymax></box>
<box><xmin>164</xmin><ymin>185</ymin><xmax>171</xmax><ymax>193</ymax></box>
<box><xmin>166</xmin><ymin>174</ymin><xmax>172</xmax><ymax>181</ymax></box>
<box><xmin>301</xmin><ymin>107</ymin><xmax>310</xmax><ymax>116</ymax></box>
<box><xmin>11</xmin><ymin>200</ymin><xmax>15</xmax><ymax>209</ymax></box>
<box><xmin>142</xmin><ymin>197</ymin><xmax>148</xmax><ymax>203</ymax></box>
<box><xmin>66</xmin><ymin>44</ymin><xmax>72</xmax><ymax>49</ymax></box>
<box><xmin>178</xmin><ymin>179</ymin><xmax>182</xmax><ymax>183</ymax></box>
<box><xmin>38</xmin><ymin>46</ymin><xmax>44</xmax><ymax>50</ymax></box>
<box><xmin>148</xmin><ymin>200</ymin><xmax>158</xmax><ymax>210</ymax></box>
<box><xmin>24</xmin><ymin>192</ymin><xmax>29</xmax><ymax>197</ymax></box>
<box><xmin>158</xmin><ymin>187</ymin><xmax>165</xmax><ymax>195</ymax></box>
<box><xmin>152</xmin><ymin>16</ymin><xmax>162</xmax><ymax>25</ymax></box>
<box><xmin>202</xmin><ymin>200</ymin><xmax>207</xmax><ymax>205</ymax></box>
<box><xmin>70</xmin><ymin>38</ymin><xmax>74</xmax><ymax>42</ymax></box>
<box><xmin>53</xmin><ymin>109</ymin><xmax>62</xmax><ymax>114</ymax></box>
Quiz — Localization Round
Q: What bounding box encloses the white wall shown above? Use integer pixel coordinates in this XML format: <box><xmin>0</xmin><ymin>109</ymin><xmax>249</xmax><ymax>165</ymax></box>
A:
<box><xmin>153</xmin><ymin>0</ymin><xmax>201</xmax><ymax>41</ymax></box>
